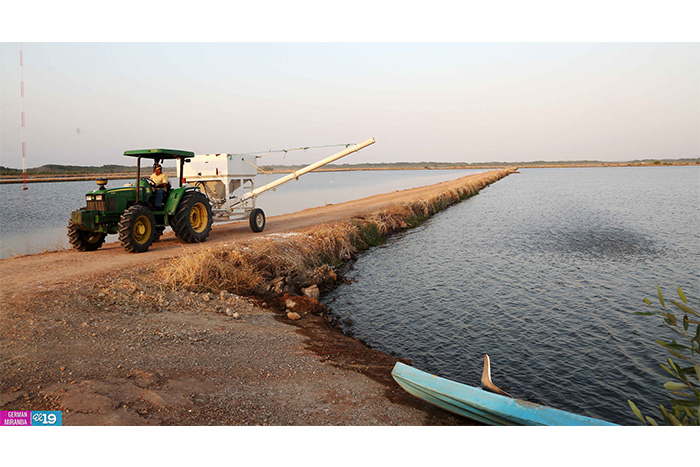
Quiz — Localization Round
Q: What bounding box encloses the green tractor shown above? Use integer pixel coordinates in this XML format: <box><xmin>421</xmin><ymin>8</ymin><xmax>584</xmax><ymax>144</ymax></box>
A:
<box><xmin>68</xmin><ymin>148</ymin><xmax>213</xmax><ymax>253</ymax></box>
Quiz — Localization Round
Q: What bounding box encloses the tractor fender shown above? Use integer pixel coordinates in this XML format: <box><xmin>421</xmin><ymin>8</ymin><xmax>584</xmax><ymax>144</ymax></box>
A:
<box><xmin>165</xmin><ymin>186</ymin><xmax>202</xmax><ymax>215</ymax></box>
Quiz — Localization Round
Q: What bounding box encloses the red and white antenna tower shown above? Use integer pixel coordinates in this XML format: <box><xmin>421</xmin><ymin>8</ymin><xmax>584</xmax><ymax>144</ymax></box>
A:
<box><xmin>20</xmin><ymin>43</ymin><xmax>28</xmax><ymax>190</ymax></box>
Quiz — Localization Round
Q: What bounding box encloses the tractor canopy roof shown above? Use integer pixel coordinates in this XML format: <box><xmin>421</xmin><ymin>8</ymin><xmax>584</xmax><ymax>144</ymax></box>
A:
<box><xmin>123</xmin><ymin>148</ymin><xmax>194</xmax><ymax>160</ymax></box>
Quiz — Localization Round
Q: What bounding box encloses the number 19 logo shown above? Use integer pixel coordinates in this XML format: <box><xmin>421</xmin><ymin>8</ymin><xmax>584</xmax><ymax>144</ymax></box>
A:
<box><xmin>31</xmin><ymin>411</ymin><xmax>62</xmax><ymax>426</ymax></box>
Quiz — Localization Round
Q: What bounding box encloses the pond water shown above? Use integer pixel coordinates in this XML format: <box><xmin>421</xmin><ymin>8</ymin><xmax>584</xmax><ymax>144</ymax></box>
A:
<box><xmin>323</xmin><ymin>166</ymin><xmax>700</xmax><ymax>425</ymax></box>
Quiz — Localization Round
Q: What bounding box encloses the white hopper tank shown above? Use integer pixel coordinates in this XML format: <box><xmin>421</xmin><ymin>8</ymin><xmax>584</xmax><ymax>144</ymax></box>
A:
<box><xmin>178</xmin><ymin>138</ymin><xmax>375</xmax><ymax>232</ymax></box>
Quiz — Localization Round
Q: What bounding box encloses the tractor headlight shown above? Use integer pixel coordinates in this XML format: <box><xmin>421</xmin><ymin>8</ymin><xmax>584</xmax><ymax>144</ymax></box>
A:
<box><xmin>86</xmin><ymin>195</ymin><xmax>94</xmax><ymax>202</ymax></box>
<box><xmin>95</xmin><ymin>194</ymin><xmax>103</xmax><ymax>201</ymax></box>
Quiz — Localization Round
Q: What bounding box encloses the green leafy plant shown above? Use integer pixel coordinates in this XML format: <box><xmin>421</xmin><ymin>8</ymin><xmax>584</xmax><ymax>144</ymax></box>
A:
<box><xmin>628</xmin><ymin>286</ymin><xmax>700</xmax><ymax>425</ymax></box>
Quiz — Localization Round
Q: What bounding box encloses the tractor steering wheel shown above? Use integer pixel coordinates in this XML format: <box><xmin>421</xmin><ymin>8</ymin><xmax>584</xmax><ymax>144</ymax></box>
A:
<box><xmin>141</xmin><ymin>177</ymin><xmax>157</xmax><ymax>188</ymax></box>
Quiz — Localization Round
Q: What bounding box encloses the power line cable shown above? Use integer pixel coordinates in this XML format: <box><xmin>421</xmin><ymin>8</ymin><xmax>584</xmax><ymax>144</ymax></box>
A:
<box><xmin>230</xmin><ymin>143</ymin><xmax>355</xmax><ymax>158</ymax></box>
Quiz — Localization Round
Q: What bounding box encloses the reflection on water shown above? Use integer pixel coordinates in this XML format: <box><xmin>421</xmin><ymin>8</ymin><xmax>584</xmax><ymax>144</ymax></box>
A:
<box><xmin>324</xmin><ymin>167</ymin><xmax>700</xmax><ymax>425</ymax></box>
<box><xmin>0</xmin><ymin>169</ymin><xmax>484</xmax><ymax>258</ymax></box>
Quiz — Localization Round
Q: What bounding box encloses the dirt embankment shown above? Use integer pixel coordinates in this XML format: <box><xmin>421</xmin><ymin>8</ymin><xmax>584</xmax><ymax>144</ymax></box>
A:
<box><xmin>0</xmin><ymin>169</ymin><xmax>513</xmax><ymax>425</ymax></box>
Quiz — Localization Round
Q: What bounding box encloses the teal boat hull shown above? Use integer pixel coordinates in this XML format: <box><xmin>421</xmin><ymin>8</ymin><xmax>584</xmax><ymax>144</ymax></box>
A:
<box><xmin>391</xmin><ymin>362</ymin><xmax>618</xmax><ymax>426</ymax></box>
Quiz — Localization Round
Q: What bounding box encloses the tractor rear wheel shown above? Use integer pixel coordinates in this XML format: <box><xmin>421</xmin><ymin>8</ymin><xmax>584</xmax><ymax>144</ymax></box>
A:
<box><xmin>172</xmin><ymin>191</ymin><xmax>213</xmax><ymax>243</ymax></box>
<box><xmin>67</xmin><ymin>222</ymin><xmax>106</xmax><ymax>252</ymax></box>
<box><xmin>249</xmin><ymin>208</ymin><xmax>266</xmax><ymax>232</ymax></box>
<box><xmin>118</xmin><ymin>205</ymin><xmax>156</xmax><ymax>253</ymax></box>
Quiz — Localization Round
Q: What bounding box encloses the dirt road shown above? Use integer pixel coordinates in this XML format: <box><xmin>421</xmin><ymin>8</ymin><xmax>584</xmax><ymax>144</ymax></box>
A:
<box><xmin>0</xmin><ymin>169</ymin><xmax>512</xmax><ymax>425</ymax></box>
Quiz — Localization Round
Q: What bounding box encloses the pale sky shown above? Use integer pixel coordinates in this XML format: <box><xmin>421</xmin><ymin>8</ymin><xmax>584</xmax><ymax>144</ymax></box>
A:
<box><xmin>1</xmin><ymin>14</ymin><xmax>699</xmax><ymax>168</ymax></box>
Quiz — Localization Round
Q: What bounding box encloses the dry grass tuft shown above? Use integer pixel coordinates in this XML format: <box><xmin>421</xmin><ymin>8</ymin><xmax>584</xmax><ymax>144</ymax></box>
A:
<box><xmin>160</xmin><ymin>247</ymin><xmax>264</xmax><ymax>295</ymax></box>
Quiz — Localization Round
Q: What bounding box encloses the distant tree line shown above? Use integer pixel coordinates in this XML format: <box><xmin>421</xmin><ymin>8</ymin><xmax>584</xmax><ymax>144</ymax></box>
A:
<box><xmin>262</xmin><ymin>157</ymin><xmax>700</xmax><ymax>171</ymax></box>
<box><xmin>0</xmin><ymin>164</ymin><xmax>139</xmax><ymax>176</ymax></box>
<box><xmin>2</xmin><ymin>158</ymin><xmax>698</xmax><ymax>176</ymax></box>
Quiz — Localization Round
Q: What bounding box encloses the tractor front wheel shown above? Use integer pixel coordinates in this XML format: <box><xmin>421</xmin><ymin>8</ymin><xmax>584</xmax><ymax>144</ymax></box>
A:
<box><xmin>172</xmin><ymin>191</ymin><xmax>213</xmax><ymax>243</ymax></box>
<box><xmin>118</xmin><ymin>205</ymin><xmax>156</xmax><ymax>253</ymax></box>
<box><xmin>67</xmin><ymin>222</ymin><xmax>106</xmax><ymax>252</ymax></box>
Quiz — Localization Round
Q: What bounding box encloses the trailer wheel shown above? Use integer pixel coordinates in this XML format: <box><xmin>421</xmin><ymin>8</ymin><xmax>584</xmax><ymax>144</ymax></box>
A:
<box><xmin>172</xmin><ymin>191</ymin><xmax>213</xmax><ymax>243</ymax></box>
<box><xmin>249</xmin><ymin>208</ymin><xmax>266</xmax><ymax>232</ymax></box>
<box><xmin>118</xmin><ymin>205</ymin><xmax>156</xmax><ymax>253</ymax></box>
<box><xmin>67</xmin><ymin>221</ymin><xmax>106</xmax><ymax>252</ymax></box>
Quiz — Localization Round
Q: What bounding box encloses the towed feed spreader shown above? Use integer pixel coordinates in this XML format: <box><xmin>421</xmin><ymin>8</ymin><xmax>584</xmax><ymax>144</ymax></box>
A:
<box><xmin>181</xmin><ymin>137</ymin><xmax>375</xmax><ymax>232</ymax></box>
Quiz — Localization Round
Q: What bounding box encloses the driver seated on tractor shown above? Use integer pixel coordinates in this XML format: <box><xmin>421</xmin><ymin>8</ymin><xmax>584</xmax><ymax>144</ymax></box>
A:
<box><xmin>150</xmin><ymin>163</ymin><xmax>169</xmax><ymax>209</ymax></box>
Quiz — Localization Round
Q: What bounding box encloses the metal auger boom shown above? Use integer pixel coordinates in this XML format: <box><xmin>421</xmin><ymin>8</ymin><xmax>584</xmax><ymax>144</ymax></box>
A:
<box><xmin>233</xmin><ymin>137</ymin><xmax>375</xmax><ymax>206</ymax></box>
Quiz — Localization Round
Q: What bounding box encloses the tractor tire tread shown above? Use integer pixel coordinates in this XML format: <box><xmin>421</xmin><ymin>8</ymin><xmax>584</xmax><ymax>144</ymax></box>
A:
<box><xmin>118</xmin><ymin>204</ymin><xmax>156</xmax><ymax>253</ymax></box>
<box><xmin>67</xmin><ymin>221</ymin><xmax>106</xmax><ymax>252</ymax></box>
<box><xmin>171</xmin><ymin>191</ymin><xmax>213</xmax><ymax>243</ymax></box>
